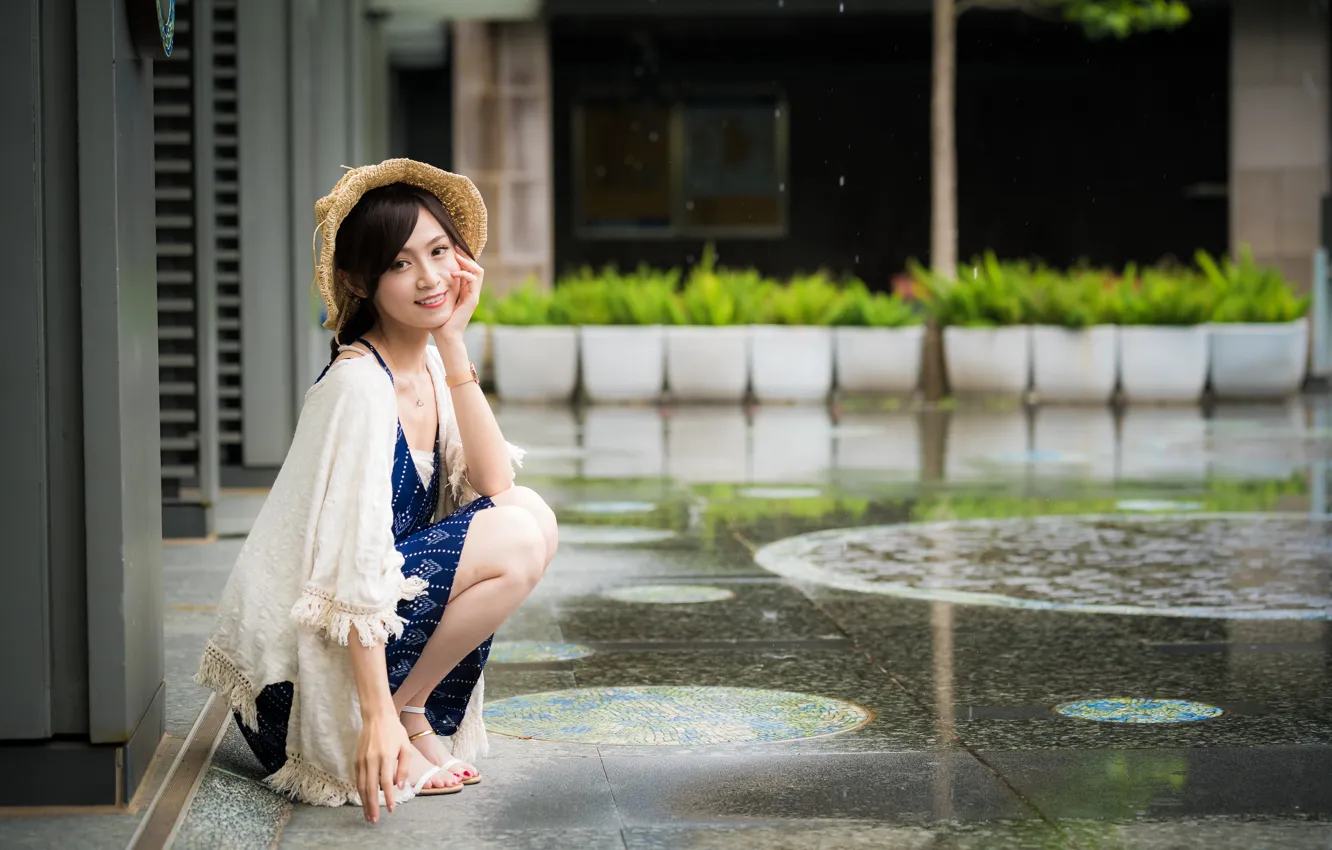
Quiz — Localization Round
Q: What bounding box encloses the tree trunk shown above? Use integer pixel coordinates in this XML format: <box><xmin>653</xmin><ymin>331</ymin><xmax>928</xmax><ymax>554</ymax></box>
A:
<box><xmin>925</xmin><ymin>0</ymin><xmax>957</xmax><ymax>401</ymax></box>
<box><xmin>931</xmin><ymin>0</ymin><xmax>957</xmax><ymax>279</ymax></box>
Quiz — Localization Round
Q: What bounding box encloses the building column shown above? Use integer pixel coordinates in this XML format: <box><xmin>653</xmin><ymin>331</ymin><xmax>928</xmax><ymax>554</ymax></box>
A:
<box><xmin>452</xmin><ymin>20</ymin><xmax>554</xmax><ymax>292</ymax></box>
<box><xmin>1</xmin><ymin>0</ymin><xmax>164</xmax><ymax>806</ymax></box>
<box><xmin>1231</xmin><ymin>0</ymin><xmax>1330</xmax><ymax>289</ymax></box>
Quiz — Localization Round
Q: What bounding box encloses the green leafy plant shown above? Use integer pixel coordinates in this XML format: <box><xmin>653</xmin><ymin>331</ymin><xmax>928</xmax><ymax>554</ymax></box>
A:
<box><xmin>551</xmin><ymin>264</ymin><xmax>679</xmax><ymax>326</ymax></box>
<box><xmin>829</xmin><ymin>280</ymin><xmax>922</xmax><ymax>328</ymax></box>
<box><xmin>1107</xmin><ymin>264</ymin><xmax>1216</xmax><ymax>326</ymax></box>
<box><xmin>911</xmin><ymin>252</ymin><xmax>1029</xmax><ymax>327</ymax></box>
<box><xmin>671</xmin><ymin>244</ymin><xmax>772</xmax><ymax>326</ymax></box>
<box><xmin>488</xmin><ymin>282</ymin><xmax>560</xmax><ymax>326</ymax></box>
<box><xmin>1196</xmin><ymin>247</ymin><xmax>1308</xmax><ymax>323</ymax></box>
<box><xmin>758</xmin><ymin>270</ymin><xmax>844</xmax><ymax>326</ymax></box>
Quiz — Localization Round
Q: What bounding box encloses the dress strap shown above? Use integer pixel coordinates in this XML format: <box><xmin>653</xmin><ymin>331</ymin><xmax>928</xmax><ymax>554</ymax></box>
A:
<box><xmin>354</xmin><ymin>337</ymin><xmax>394</xmax><ymax>383</ymax></box>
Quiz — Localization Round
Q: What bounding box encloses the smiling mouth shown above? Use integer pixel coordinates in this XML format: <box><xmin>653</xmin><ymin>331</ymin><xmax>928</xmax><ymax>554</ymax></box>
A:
<box><xmin>416</xmin><ymin>294</ymin><xmax>446</xmax><ymax>307</ymax></box>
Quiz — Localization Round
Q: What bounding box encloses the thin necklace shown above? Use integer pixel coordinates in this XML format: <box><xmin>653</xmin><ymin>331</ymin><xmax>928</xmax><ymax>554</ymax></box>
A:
<box><xmin>373</xmin><ymin>340</ymin><xmax>429</xmax><ymax>408</ymax></box>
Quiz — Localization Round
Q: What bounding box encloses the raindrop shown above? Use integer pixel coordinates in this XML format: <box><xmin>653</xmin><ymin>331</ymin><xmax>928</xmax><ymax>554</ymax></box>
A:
<box><xmin>595</xmin><ymin>165</ymin><xmax>607</xmax><ymax>177</ymax></box>
<box><xmin>839</xmin><ymin>175</ymin><xmax>845</xmax><ymax>186</ymax></box>
<box><xmin>649</xmin><ymin>131</ymin><xmax>659</xmax><ymax>142</ymax></box>
<box><xmin>973</xmin><ymin>267</ymin><xmax>978</xmax><ymax>279</ymax></box>
<box><xmin>778</xmin><ymin>182</ymin><xmax>786</xmax><ymax>192</ymax></box>
<box><xmin>774</xmin><ymin>107</ymin><xmax>782</xmax><ymax>118</ymax></box>
<box><xmin>686</xmin><ymin>254</ymin><xmax>696</xmax><ymax>264</ymax></box>
<box><xmin>840</xmin><ymin>1</ymin><xmax>845</xmax><ymax>9</ymax></box>
<box><xmin>778</xmin><ymin>0</ymin><xmax>784</xmax><ymax>6</ymax></box>
<box><xmin>854</xmin><ymin>255</ymin><xmax>860</xmax><ymax>263</ymax></box>
<box><xmin>685</xmin><ymin>200</ymin><xmax>695</xmax><ymax>211</ymax></box>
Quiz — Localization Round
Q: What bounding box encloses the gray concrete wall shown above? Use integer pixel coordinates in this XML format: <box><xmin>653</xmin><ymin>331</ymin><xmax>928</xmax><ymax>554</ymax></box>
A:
<box><xmin>1232</xmin><ymin>0</ymin><xmax>1330</xmax><ymax>289</ymax></box>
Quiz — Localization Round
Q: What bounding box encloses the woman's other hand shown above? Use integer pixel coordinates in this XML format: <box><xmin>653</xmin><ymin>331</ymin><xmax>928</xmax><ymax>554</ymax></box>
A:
<box><xmin>436</xmin><ymin>254</ymin><xmax>484</xmax><ymax>345</ymax></box>
<box><xmin>356</xmin><ymin>710</ymin><xmax>412</xmax><ymax>823</ymax></box>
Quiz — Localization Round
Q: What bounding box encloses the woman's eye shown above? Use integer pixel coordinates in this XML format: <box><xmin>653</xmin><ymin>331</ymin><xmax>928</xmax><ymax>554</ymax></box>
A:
<box><xmin>392</xmin><ymin>260</ymin><xmax>409</xmax><ymax>271</ymax></box>
<box><xmin>433</xmin><ymin>245</ymin><xmax>451</xmax><ymax>256</ymax></box>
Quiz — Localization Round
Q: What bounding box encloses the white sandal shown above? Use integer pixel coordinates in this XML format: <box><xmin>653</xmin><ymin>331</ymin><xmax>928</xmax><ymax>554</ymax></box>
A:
<box><xmin>402</xmin><ymin>706</ymin><xmax>481</xmax><ymax>786</ymax></box>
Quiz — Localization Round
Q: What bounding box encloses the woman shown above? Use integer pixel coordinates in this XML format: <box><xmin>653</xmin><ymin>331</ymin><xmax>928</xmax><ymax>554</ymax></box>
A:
<box><xmin>195</xmin><ymin>159</ymin><xmax>557</xmax><ymax>823</ymax></box>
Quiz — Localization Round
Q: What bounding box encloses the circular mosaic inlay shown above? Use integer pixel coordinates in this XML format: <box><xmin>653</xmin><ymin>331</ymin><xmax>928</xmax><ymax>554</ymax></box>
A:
<box><xmin>1115</xmin><ymin>500</ymin><xmax>1203</xmax><ymax>513</ymax></box>
<box><xmin>604</xmin><ymin>585</ymin><xmax>735</xmax><ymax>604</ymax></box>
<box><xmin>560</xmin><ymin>525</ymin><xmax>677</xmax><ymax>545</ymax></box>
<box><xmin>484</xmin><ymin>686</ymin><xmax>871</xmax><ymax>745</ymax></box>
<box><xmin>738</xmin><ymin>487</ymin><xmax>824</xmax><ymax>500</ymax></box>
<box><xmin>1054</xmin><ymin>698</ymin><xmax>1224</xmax><ymax>724</ymax></box>
<box><xmin>569</xmin><ymin>501</ymin><xmax>658</xmax><ymax>515</ymax></box>
<box><xmin>489</xmin><ymin>641</ymin><xmax>595</xmax><ymax>664</ymax></box>
<box><xmin>754</xmin><ymin>513</ymin><xmax>1332</xmax><ymax>620</ymax></box>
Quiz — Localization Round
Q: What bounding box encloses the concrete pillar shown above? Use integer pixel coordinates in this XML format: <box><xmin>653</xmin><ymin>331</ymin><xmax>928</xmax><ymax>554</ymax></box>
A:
<box><xmin>452</xmin><ymin>20</ymin><xmax>554</xmax><ymax>292</ymax></box>
<box><xmin>1231</xmin><ymin>0</ymin><xmax>1330</xmax><ymax>289</ymax></box>
<box><xmin>1</xmin><ymin>0</ymin><xmax>164</xmax><ymax>806</ymax></box>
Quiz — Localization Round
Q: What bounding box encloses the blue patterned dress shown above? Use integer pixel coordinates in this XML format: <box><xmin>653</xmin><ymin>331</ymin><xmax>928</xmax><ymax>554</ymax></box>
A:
<box><xmin>237</xmin><ymin>339</ymin><xmax>494</xmax><ymax>776</ymax></box>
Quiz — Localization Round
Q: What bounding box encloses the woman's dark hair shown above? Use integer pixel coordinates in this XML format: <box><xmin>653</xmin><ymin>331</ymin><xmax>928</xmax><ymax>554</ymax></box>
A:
<box><xmin>329</xmin><ymin>182</ymin><xmax>475</xmax><ymax>361</ymax></box>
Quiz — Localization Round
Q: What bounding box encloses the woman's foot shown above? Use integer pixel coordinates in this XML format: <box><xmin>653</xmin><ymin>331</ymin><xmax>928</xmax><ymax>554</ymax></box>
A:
<box><xmin>402</xmin><ymin>745</ymin><xmax>463</xmax><ymax>793</ymax></box>
<box><xmin>400</xmin><ymin>708</ymin><xmax>478</xmax><ymax>785</ymax></box>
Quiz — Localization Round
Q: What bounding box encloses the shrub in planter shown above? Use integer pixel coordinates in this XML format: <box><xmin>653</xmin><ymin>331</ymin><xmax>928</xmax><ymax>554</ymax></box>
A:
<box><xmin>664</xmin><ymin>247</ymin><xmax>763</xmax><ymax>402</ymax></box>
<box><xmin>751</xmin><ymin>271</ymin><xmax>841</xmax><ymax>403</ymax></box>
<box><xmin>1110</xmin><ymin>264</ymin><xmax>1213</xmax><ymax>403</ymax></box>
<box><xmin>829</xmin><ymin>280</ymin><xmax>925</xmax><ymax>395</ymax></box>
<box><xmin>489</xmin><ymin>283</ymin><xmax>578</xmax><ymax>403</ymax></box>
<box><xmin>561</xmin><ymin>265</ymin><xmax>676</xmax><ymax>403</ymax></box>
<box><xmin>913</xmin><ymin>254</ymin><xmax>1032</xmax><ymax>398</ymax></box>
<box><xmin>1197</xmin><ymin>248</ymin><xmax>1309</xmax><ymax>398</ymax></box>
<box><xmin>1026</xmin><ymin>266</ymin><xmax>1119</xmax><ymax>403</ymax></box>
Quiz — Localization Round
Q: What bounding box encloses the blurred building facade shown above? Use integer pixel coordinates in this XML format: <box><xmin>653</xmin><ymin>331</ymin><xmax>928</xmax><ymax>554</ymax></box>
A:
<box><xmin>1</xmin><ymin>0</ymin><xmax>1327</xmax><ymax>808</ymax></box>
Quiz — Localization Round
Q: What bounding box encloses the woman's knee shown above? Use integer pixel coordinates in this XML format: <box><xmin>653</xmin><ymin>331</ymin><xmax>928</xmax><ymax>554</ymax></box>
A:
<box><xmin>477</xmin><ymin>505</ymin><xmax>546</xmax><ymax>589</ymax></box>
<box><xmin>491</xmin><ymin>486</ymin><xmax>558</xmax><ymax>565</ymax></box>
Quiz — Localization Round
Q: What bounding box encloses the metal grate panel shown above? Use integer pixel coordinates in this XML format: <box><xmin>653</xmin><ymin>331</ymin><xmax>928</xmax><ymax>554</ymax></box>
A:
<box><xmin>153</xmin><ymin>0</ymin><xmax>198</xmax><ymax>499</ymax></box>
<box><xmin>216</xmin><ymin>0</ymin><xmax>243</xmax><ymax>468</ymax></box>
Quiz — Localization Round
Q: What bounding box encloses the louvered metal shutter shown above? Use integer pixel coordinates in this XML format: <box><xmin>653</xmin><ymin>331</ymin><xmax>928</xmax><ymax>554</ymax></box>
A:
<box><xmin>215</xmin><ymin>0</ymin><xmax>244</xmax><ymax>468</ymax></box>
<box><xmin>153</xmin><ymin>1</ymin><xmax>200</xmax><ymax>508</ymax></box>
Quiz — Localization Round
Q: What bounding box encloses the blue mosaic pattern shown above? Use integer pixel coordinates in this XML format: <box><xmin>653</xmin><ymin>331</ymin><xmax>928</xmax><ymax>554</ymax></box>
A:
<box><xmin>604</xmin><ymin>585</ymin><xmax>734</xmax><ymax>604</ymax></box>
<box><xmin>489</xmin><ymin>641</ymin><xmax>595</xmax><ymax>664</ymax></box>
<box><xmin>1054</xmin><ymin>698</ymin><xmax>1224</xmax><ymax>724</ymax></box>
<box><xmin>754</xmin><ymin>514</ymin><xmax>1332</xmax><ymax>620</ymax></box>
<box><xmin>484</xmin><ymin>686</ymin><xmax>872</xmax><ymax>745</ymax></box>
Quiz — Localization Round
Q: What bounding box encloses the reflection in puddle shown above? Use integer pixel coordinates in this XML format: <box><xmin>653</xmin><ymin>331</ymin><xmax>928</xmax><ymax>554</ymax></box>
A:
<box><xmin>1053</xmin><ymin>697</ymin><xmax>1224</xmax><ymax>724</ymax></box>
<box><xmin>569</xmin><ymin>501</ymin><xmax>658</xmax><ymax>514</ymax></box>
<box><xmin>603</xmin><ymin>585</ymin><xmax>735</xmax><ymax>604</ymax></box>
<box><xmin>738</xmin><ymin>487</ymin><xmax>824</xmax><ymax>500</ymax></box>
<box><xmin>755</xmin><ymin>514</ymin><xmax>1332</xmax><ymax>619</ymax></box>
<box><xmin>560</xmin><ymin>525</ymin><xmax>678</xmax><ymax>545</ymax></box>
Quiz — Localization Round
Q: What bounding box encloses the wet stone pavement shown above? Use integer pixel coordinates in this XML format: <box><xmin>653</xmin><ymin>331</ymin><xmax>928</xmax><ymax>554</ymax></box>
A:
<box><xmin>60</xmin><ymin>400</ymin><xmax>1332</xmax><ymax>848</ymax></box>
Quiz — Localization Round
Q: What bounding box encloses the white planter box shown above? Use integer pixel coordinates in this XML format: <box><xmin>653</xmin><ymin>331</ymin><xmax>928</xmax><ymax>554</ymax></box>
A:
<box><xmin>464</xmin><ymin>323</ymin><xmax>488</xmax><ymax>383</ymax></box>
<box><xmin>491</xmin><ymin>325</ymin><xmax>578</xmax><ymax>403</ymax></box>
<box><xmin>1119</xmin><ymin>325</ymin><xmax>1208</xmax><ymax>404</ymax></box>
<box><xmin>1031</xmin><ymin>325</ymin><xmax>1118</xmax><ymax>403</ymax></box>
<box><xmin>1208</xmin><ymin>319</ymin><xmax>1308</xmax><ymax>399</ymax></box>
<box><xmin>834</xmin><ymin>326</ymin><xmax>925</xmax><ymax>395</ymax></box>
<box><xmin>943</xmin><ymin>326</ymin><xmax>1031</xmax><ymax>397</ymax></box>
<box><xmin>751</xmin><ymin>325</ymin><xmax>834</xmax><ymax>403</ymax></box>
<box><xmin>580</xmin><ymin>325</ymin><xmax>665</xmax><ymax>403</ymax></box>
<box><xmin>665</xmin><ymin>326</ymin><xmax>749</xmax><ymax>402</ymax></box>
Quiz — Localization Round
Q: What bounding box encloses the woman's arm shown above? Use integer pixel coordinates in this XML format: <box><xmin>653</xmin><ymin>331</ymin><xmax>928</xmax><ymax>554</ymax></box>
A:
<box><xmin>435</xmin><ymin>335</ymin><xmax>513</xmax><ymax>496</ymax></box>
<box><xmin>348</xmin><ymin>626</ymin><xmax>412</xmax><ymax>823</ymax></box>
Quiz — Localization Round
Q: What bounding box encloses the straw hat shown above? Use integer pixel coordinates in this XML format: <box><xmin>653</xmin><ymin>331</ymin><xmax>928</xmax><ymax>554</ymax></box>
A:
<box><xmin>313</xmin><ymin>158</ymin><xmax>488</xmax><ymax>333</ymax></box>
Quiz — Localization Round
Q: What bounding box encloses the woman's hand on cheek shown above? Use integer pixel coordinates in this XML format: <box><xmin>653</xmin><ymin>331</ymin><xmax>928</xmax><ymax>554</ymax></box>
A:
<box><xmin>435</xmin><ymin>255</ymin><xmax>483</xmax><ymax>344</ymax></box>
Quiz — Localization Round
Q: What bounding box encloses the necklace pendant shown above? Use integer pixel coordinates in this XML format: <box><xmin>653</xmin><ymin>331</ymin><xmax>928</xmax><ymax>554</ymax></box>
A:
<box><xmin>415</xmin><ymin>399</ymin><xmax>425</xmax><ymax>407</ymax></box>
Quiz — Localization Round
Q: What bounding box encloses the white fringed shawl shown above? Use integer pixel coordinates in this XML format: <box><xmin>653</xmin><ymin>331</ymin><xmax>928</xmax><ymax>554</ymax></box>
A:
<box><xmin>195</xmin><ymin>345</ymin><xmax>523</xmax><ymax>807</ymax></box>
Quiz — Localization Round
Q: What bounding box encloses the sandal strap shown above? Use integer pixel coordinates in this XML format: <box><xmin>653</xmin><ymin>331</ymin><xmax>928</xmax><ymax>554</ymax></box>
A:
<box><xmin>400</xmin><ymin>705</ymin><xmax>428</xmax><ymax>715</ymax></box>
<box><xmin>408</xmin><ymin>728</ymin><xmax>436</xmax><ymax>742</ymax></box>
<box><xmin>413</xmin><ymin>765</ymin><xmax>442</xmax><ymax>795</ymax></box>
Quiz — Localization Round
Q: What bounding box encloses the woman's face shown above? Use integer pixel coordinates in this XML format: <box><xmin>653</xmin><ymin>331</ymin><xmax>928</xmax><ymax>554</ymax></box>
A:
<box><xmin>371</xmin><ymin>206</ymin><xmax>462</xmax><ymax>330</ymax></box>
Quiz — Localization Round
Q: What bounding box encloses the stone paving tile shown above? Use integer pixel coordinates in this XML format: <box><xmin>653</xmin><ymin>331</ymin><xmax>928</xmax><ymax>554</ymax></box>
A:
<box><xmin>556</xmin><ymin>580</ymin><xmax>846</xmax><ymax>644</ymax></box>
<box><xmin>0</xmin><ymin>814</ymin><xmax>142</xmax><ymax>850</ymax></box>
<box><xmin>602</xmin><ymin>751</ymin><xmax>1033</xmax><ymax>826</ymax></box>
<box><xmin>1056</xmin><ymin>817</ymin><xmax>1332</xmax><ymax>850</ymax></box>
<box><xmin>981</xmin><ymin>746</ymin><xmax>1332</xmax><ymax>820</ymax></box>
<box><xmin>174</xmin><ymin>767</ymin><xmax>291</xmax><ymax>850</ymax></box>
<box><xmin>622</xmin><ymin>821</ymin><xmax>1070</xmax><ymax>850</ymax></box>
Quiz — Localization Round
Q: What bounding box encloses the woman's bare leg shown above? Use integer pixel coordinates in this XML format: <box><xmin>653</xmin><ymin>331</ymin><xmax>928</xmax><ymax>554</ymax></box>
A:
<box><xmin>391</xmin><ymin>500</ymin><xmax>552</xmax><ymax>780</ymax></box>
